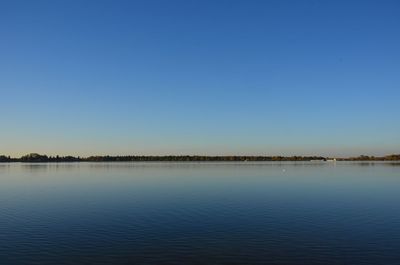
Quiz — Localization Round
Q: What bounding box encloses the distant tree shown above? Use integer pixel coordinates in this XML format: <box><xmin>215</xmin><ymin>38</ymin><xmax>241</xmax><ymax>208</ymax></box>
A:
<box><xmin>20</xmin><ymin>153</ymin><xmax>49</xmax><ymax>162</ymax></box>
<box><xmin>0</xmin><ymin>155</ymin><xmax>10</xmax><ymax>162</ymax></box>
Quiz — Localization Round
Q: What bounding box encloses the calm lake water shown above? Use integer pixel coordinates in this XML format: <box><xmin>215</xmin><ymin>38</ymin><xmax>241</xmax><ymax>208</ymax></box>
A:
<box><xmin>0</xmin><ymin>162</ymin><xmax>400</xmax><ymax>265</ymax></box>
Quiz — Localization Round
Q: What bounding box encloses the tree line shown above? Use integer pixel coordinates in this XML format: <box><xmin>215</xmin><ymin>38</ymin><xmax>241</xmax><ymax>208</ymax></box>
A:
<box><xmin>1</xmin><ymin>153</ymin><xmax>400</xmax><ymax>162</ymax></box>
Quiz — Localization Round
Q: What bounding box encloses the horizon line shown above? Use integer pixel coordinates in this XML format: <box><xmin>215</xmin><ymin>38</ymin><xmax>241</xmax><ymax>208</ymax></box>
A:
<box><xmin>1</xmin><ymin>153</ymin><xmax>400</xmax><ymax>161</ymax></box>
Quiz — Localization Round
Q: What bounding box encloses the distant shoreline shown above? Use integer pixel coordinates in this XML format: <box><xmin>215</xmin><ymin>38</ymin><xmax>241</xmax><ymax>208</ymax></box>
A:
<box><xmin>1</xmin><ymin>153</ymin><xmax>399</xmax><ymax>163</ymax></box>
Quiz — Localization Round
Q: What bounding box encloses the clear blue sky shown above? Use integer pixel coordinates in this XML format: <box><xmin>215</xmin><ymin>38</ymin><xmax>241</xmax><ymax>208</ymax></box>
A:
<box><xmin>1</xmin><ymin>0</ymin><xmax>399</xmax><ymax>157</ymax></box>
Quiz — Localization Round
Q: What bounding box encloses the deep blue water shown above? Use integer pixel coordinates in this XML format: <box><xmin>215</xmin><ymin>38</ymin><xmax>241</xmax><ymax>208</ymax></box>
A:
<box><xmin>0</xmin><ymin>162</ymin><xmax>400</xmax><ymax>264</ymax></box>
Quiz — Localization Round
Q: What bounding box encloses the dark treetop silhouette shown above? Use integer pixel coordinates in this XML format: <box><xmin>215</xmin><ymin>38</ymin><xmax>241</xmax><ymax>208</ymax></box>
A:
<box><xmin>1</xmin><ymin>153</ymin><xmax>400</xmax><ymax>162</ymax></box>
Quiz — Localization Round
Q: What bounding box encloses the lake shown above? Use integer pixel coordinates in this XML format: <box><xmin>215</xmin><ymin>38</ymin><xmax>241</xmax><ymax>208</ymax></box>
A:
<box><xmin>1</xmin><ymin>162</ymin><xmax>399</xmax><ymax>264</ymax></box>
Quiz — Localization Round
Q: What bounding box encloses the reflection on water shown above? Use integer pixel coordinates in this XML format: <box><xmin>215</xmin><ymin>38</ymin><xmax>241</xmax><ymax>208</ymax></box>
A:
<box><xmin>0</xmin><ymin>162</ymin><xmax>400</xmax><ymax>265</ymax></box>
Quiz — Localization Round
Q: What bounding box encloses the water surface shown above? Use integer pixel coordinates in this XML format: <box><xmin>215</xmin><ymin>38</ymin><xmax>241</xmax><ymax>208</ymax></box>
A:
<box><xmin>1</xmin><ymin>162</ymin><xmax>399</xmax><ymax>264</ymax></box>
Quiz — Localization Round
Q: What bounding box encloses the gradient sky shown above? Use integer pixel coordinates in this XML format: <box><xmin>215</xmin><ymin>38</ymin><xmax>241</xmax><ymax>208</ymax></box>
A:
<box><xmin>1</xmin><ymin>0</ymin><xmax>399</xmax><ymax>157</ymax></box>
